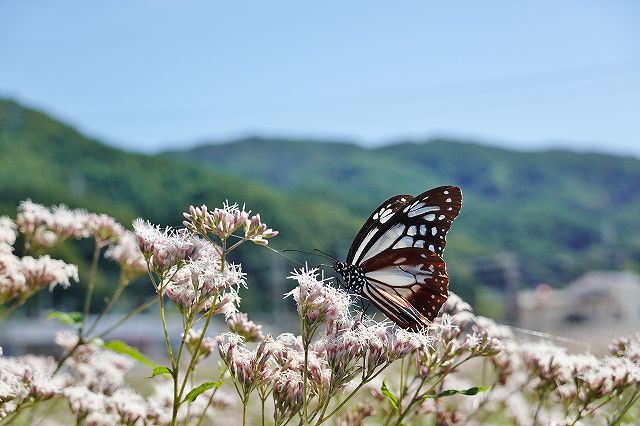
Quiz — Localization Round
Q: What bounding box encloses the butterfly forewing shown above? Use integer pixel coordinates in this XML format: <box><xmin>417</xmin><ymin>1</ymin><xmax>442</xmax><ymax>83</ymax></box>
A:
<box><xmin>347</xmin><ymin>186</ymin><xmax>461</xmax><ymax>265</ymax></box>
<box><xmin>346</xmin><ymin>194</ymin><xmax>411</xmax><ymax>265</ymax></box>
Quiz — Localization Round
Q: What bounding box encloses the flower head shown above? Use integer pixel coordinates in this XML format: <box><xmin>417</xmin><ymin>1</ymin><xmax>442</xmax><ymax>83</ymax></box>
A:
<box><xmin>285</xmin><ymin>266</ymin><xmax>351</xmax><ymax>333</ymax></box>
<box><xmin>227</xmin><ymin>312</ymin><xmax>264</xmax><ymax>342</ymax></box>
<box><xmin>132</xmin><ymin>219</ymin><xmax>199</xmax><ymax>271</ymax></box>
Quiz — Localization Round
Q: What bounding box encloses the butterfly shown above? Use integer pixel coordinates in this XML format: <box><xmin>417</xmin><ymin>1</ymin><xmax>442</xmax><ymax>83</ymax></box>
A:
<box><xmin>333</xmin><ymin>186</ymin><xmax>462</xmax><ymax>331</ymax></box>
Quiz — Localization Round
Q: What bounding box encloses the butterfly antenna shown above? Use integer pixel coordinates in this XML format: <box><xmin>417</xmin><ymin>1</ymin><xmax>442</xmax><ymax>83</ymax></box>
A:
<box><xmin>313</xmin><ymin>248</ymin><xmax>338</xmax><ymax>262</ymax></box>
<box><xmin>260</xmin><ymin>245</ymin><xmax>306</xmax><ymax>267</ymax></box>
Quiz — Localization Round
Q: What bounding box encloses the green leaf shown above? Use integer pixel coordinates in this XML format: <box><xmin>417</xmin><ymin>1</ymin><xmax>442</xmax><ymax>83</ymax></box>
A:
<box><xmin>102</xmin><ymin>340</ymin><xmax>156</xmax><ymax>368</ymax></box>
<box><xmin>420</xmin><ymin>386</ymin><xmax>490</xmax><ymax>401</ymax></box>
<box><xmin>182</xmin><ymin>380</ymin><xmax>223</xmax><ymax>403</ymax></box>
<box><xmin>150</xmin><ymin>366</ymin><xmax>172</xmax><ymax>378</ymax></box>
<box><xmin>381</xmin><ymin>378</ymin><xmax>400</xmax><ymax>410</ymax></box>
<box><xmin>47</xmin><ymin>311</ymin><xmax>83</xmax><ymax>328</ymax></box>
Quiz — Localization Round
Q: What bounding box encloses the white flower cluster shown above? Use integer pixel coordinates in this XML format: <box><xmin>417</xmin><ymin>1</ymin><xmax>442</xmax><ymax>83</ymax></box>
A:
<box><xmin>0</xmin><ymin>354</ymin><xmax>63</xmax><ymax>420</ymax></box>
<box><xmin>183</xmin><ymin>201</ymin><xmax>278</xmax><ymax>245</ymax></box>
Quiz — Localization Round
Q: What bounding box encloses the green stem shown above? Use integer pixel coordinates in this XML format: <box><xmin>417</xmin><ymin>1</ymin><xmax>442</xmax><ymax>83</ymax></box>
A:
<box><xmin>85</xmin><ymin>273</ymin><xmax>129</xmax><ymax>336</ymax></box>
<box><xmin>194</xmin><ymin>366</ymin><xmax>228</xmax><ymax>426</ymax></box>
<box><xmin>394</xmin><ymin>377</ymin><xmax>427</xmax><ymax>426</ymax></box>
<box><xmin>316</xmin><ymin>364</ymin><xmax>390</xmax><ymax>424</ymax></box>
<box><xmin>53</xmin><ymin>340</ymin><xmax>83</xmax><ymax>375</ymax></box>
<box><xmin>399</xmin><ymin>357</ymin><xmax>406</xmax><ymax>408</ymax></box>
<box><xmin>176</xmin><ymin>292</ymin><xmax>220</xmax><ymax>406</ymax></box>
<box><xmin>610</xmin><ymin>385</ymin><xmax>640</xmax><ymax>426</ymax></box>
<box><xmin>79</xmin><ymin>241</ymin><xmax>103</xmax><ymax>337</ymax></box>
<box><xmin>0</xmin><ymin>295</ymin><xmax>29</xmax><ymax>322</ymax></box>
<box><xmin>243</xmin><ymin>399</ymin><xmax>248</xmax><ymax>426</ymax></box>
<box><xmin>173</xmin><ymin>240</ymin><xmax>227</xmax><ymax>426</ymax></box>
<box><xmin>301</xmin><ymin>321</ymin><xmax>309</xmax><ymax>425</ymax></box>
<box><xmin>95</xmin><ymin>295</ymin><xmax>158</xmax><ymax>339</ymax></box>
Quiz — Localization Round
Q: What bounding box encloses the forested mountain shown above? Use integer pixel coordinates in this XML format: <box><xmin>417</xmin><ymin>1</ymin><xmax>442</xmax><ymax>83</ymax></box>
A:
<box><xmin>2</xmin><ymin>98</ymin><xmax>639</xmax><ymax>312</ymax></box>
<box><xmin>174</xmin><ymin>137</ymin><xmax>640</xmax><ymax>290</ymax></box>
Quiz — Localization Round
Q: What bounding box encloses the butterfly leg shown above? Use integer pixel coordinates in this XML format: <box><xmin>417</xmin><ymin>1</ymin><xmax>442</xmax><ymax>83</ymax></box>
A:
<box><xmin>359</xmin><ymin>299</ymin><xmax>371</xmax><ymax>320</ymax></box>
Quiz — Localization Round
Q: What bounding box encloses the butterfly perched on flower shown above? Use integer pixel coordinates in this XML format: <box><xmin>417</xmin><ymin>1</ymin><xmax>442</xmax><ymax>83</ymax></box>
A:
<box><xmin>333</xmin><ymin>186</ymin><xmax>462</xmax><ymax>331</ymax></box>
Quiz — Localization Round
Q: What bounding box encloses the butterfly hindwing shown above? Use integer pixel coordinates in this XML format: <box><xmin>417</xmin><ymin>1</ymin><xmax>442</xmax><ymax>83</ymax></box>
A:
<box><xmin>360</xmin><ymin>248</ymin><xmax>449</xmax><ymax>330</ymax></box>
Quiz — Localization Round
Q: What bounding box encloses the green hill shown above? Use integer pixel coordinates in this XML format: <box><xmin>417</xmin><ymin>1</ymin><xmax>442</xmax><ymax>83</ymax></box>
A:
<box><xmin>2</xmin><ymin>98</ymin><xmax>640</xmax><ymax>314</ymax></box>
<box><xmin>0</xmin><ymin>99</ymin><xmax>361</xmax><ymax>312</ymax></box>
<box><xmin>173</xmin><ymin>137</ymin><xmax>640</xmax><ymax>290</ymax></box>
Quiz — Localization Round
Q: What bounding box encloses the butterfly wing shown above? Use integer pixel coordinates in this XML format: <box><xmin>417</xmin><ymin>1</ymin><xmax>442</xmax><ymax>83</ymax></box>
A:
<box><xmin>360</xmin><ymin>248</ymin><xmax>449</xmax><ymax>330</ymax></box>
<box><xmin>347</xmin><ymin>186</ymin><xmax>462</xmax><ymax>266</ymax></box>
<box><xmin>346</xmin><ymin>194</ymin><xmax>411</xmax><ymax>264</ymax></box>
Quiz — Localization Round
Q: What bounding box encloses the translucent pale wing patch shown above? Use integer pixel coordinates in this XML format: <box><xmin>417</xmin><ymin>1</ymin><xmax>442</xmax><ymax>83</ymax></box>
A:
<box><xmin>360</xmin><ymin>248</ymin><xmax>450</xmax><ymax>329</ymax></box>
<box><xmin>347</xmin><ymin>194</ymin><xmax>410</xmax><ymax>264</ymax></box>
<box><xmin>349</xmin><ymin>186</ymin><xmax>462</xmax><ymax>264</ymax></box>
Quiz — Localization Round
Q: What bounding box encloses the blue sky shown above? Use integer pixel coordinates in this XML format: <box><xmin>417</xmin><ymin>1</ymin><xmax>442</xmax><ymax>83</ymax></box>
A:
<box><xmin>1</xmin><ymin>1</ymin><xmax>639</xmax><ymax>155</ymax></box>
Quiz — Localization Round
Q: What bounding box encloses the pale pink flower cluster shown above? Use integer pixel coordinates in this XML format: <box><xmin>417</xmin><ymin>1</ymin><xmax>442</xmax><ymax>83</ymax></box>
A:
<box><xmin>271</xmin><ymin>333</ymin><xmax>331</xmax><ymax>399</ymax></box>
<box><xmin>20</xmin><ymin>255</ymin><xmax>79</xmax><ymax>292</ymax></box>
<box><xmin>183</xmin><ymin>201</ymin><xmax>278</xmax><ymax>244</ymax></box>
<box><xmin>285</xmin><ymin>266</ymin><xmax>351</xmax><ymax>331</ymax></box>
<box><xmin>104</xmin><ymin>230</ymin><xmax>148</xmax><ymax>278</ymax></box>
<box><xmin>133</xmin><ymin>219</ymin><xmax>200</xmax><ymax>272</ymax></box>
<box><xmin>63</xmin><ymin>385</ymin><xmax>149</xmax><ymax>426</ymax></box>
<box><xmin>272</xmin><ymin>368</ymin><xmax>304</xmax><ymax>424</ymax></box>
<box><xmin>182</xmin><ymin>328</ymin><xmax>216</xmax><ymax>361</ymax></box>
<box><xmin>0</xmin><ymin>354</ymin><xmax>63</xmax><ymax>420</ymax></box>
<box><xmin>0</xmin><ymin>249</ymin><xmax>26</xmax><ymax>302</ymax></box>
<box><xmin>610</xmin><ymin>333</ymin><xmax>640</xmax><ymax>364</ymax></box>
<box><xmin>1</xmin><ymin>253</ymin><xmax>78</xmax><ymax>302</ymax></box>
<box><xmin>314</xmin><ymin>320</ymin><xmax>429</xmax><ymax>387</ymax></box>
<box><xmin>16</xmin><ymin>200</ymin><xmax>89</xmax><ymax>248</ymax></box>
<box><xmin>227</xmin><ymin>312</ymin><xmax>264</xmax><ymax>342</ymax></box>
<box><xmin>162</xmin><ymin>241</ymin><xmax>245</xmax><ymax>315</ymax></box>
<box><xmin>216</xmin><ymin>333</ymin><xmax>275</xmax><ymax>401</ymax></box>
<box><xmin>0</xmin><ymin>216</ymin><xmax>17</xmax><ymax>247</ymax></box>
<box><xmin>85</xmin><ymin>213</ymin><xmax>125</xmax><ymax>246</ymax></box>
<box><xmin>521</xmin><ymin>341</ymin><xmax>640</xmax><ymax>405</ymax></box>
<box><xmin>55</xmin><ymin>335</ymin><xmax>151</xmax><ymax>425</ymax></box>
<box><xmin>55</xmin><ymin>331</ymin><xmax>133</xmax><ymax>394</ymax></box>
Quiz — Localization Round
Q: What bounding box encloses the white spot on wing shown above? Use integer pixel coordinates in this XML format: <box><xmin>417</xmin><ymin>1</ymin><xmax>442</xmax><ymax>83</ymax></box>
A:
<box><xmin>425</xmin><ymin>214</ymin><xmax>435</xmax><ymax>221</ymax></box>
<box><xmin>393</xmin><ymin>236</ymin><xmax>414</xmax><ymax>249</ymax></box>
<box><xmin>361</xmin><ymin>224</ymin><xmax>405</xmax><ymax>262</ymax></box>
<box><xmin>408</xmin><ymin>205</ymin><xmax>440</xmax><ymax>218</ymax></box>
<box><xmin>352</xmin><ymin>228</ymin><xmax>378</xmax><ymax>264</ymax></box>
<box><xmin>367</xmin><ymin>269</ymin><xmax>416</xmax><ymax>286</ymax></box>
<box><xmin>431</xmin><ymin>227</ymin><xmax>437</xmax><ymax>236</ymax></box>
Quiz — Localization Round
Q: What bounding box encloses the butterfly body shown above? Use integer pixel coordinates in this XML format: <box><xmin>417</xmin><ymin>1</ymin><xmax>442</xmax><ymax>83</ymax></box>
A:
<box><xmin>334</xmin><ymin>186</ymin><xmax>462</xmax><ymax>331</ymax></box>
<box><xmin>333</xmin><ymin>262</ymin><xmax>367</xmax><ymax>293</ymax></box>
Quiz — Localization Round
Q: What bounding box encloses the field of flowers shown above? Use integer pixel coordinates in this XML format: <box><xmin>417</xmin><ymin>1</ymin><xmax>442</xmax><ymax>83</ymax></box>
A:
<box><xmin>0</xmin><ymin>200</ymin><xmax>638</xmax><ymax>425</ymax></box>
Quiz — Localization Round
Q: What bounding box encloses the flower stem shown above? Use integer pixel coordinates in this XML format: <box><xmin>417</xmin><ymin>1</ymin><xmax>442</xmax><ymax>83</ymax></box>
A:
<box><xmin>95</xmin><ymin>295</ymin><xmax>157</xmax><ymax>339</ymax></box>
<box><xmin>79</xmin><ymin>241</ymin><xmax>102</xmax><ymax>337</ymax></box>
<box><xmin>316</xmin><ymin>364</ymin><xmax>391</xmax><ymax>425</ymax></box>
<box><xmin>243</xmin><ymin>399</ymin><xmax>248</xmax><ymax>426</ymax></box>
<box><xmin>609</xmin><ymin>385</ymin><xmax>640</xmax><ymax>426</ymax></box>
<box><xmin>301</xmin><ymin>321</ymin><xmax>310</xmax><ymax>426</ymax></box>
<box><xmin>85</xmin><ymin>273</ymin><xmax>129</xmax><ymax>336</ymax></box>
